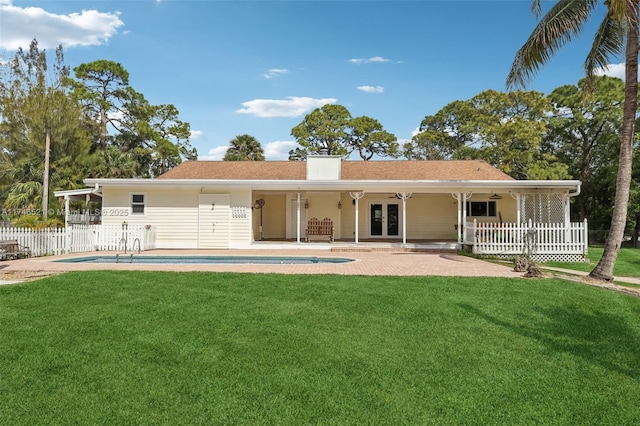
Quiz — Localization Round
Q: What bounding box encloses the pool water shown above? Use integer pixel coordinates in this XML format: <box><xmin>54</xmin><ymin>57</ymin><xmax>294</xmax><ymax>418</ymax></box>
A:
<box><xmin>56</xmin><ymin>255</ymin><xmax>354</xmax><ymax>264</ymax></box>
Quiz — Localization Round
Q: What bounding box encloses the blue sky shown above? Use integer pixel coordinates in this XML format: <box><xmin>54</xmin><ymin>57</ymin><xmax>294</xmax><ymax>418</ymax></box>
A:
<box><xmin>0</xmin><ymin>0</ymin><xmax>623</xmax><ymax>160</ymax></box>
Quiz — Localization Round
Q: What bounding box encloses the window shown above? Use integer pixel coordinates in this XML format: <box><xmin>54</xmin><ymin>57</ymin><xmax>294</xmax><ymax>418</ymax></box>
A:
<box><xmin>131</xmin><ymin>194</ymin><xmax>145</xmax><ymax>215</ymax></box>
<box><xmin>466</xmin><ymin>201</ymin><xmax>497</xmax><ymax>217</ymax></box>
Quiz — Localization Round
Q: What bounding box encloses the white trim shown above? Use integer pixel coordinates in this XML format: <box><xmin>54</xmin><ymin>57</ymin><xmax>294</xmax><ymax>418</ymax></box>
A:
<box><xmin>54</xmin><ymin>187</ymin><xmax>102</xmax><ymax>198</ymax></box>
<box><xmin>85</xmin><ymin>178</ymin><xmax>581</xmax><ymax>193</ymax></box>
<box><xmin>130</xmin><ymin>192</ymin><xmax>146</xmax><ymax>216</ymax></box>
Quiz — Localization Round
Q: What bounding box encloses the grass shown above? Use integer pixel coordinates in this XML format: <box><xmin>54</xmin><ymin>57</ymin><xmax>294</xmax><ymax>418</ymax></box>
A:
<box><xmin>543</xmin><ymin>246</ymin><xmax>640</xmax><ymax>278</ymax></box>
<box><xmin>1</xmin><ymin>271</ymin><xmax>640</xmax><ymax>424</ymax></box>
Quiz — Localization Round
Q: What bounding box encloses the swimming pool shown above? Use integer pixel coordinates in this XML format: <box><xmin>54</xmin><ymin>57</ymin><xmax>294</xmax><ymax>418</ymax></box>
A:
<box><xmin>56</xmin><ymin>255</ymin><xmax>355</xmax><ymax>264</ymax></box>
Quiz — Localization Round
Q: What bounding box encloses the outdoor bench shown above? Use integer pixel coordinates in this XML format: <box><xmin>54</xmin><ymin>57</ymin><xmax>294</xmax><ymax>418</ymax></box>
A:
<box><xmin>305</xmin><ymin>217</ymin><xmax>334</xmax><ymax>242</ymax></box>
<box><xmin>0</xmin><ymin>239</ymin><xmax>32</xmax><ymax>260</ymax></box>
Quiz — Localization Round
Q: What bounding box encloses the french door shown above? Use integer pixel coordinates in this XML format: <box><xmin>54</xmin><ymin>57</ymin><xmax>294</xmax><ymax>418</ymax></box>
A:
<box><xmin>369</xmin><ymin>202</ymin><xmax>399</xmax><ymax>237</ymax></box>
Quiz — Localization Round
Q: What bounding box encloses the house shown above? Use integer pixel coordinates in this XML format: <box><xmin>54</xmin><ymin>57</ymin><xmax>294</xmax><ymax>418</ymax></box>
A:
<box><xmin>56</xmin><ymin>155</ymin><xmax>586</xmax><ymax>261</ymax></box>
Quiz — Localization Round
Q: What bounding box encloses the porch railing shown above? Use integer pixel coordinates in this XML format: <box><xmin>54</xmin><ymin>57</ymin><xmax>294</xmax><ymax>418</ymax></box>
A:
<box><xmin>464</xmin><ymin>219</ymin><xmax>588</xmax><ymax>262</ymax></box>
<box><xmin>67</xmin><ymin>212</ymin><xmax>101</xmax><ymax>224</ymax></box>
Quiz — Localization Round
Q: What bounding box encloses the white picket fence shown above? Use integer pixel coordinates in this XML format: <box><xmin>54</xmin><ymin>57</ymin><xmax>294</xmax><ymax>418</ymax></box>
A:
<box><xmin>0</xmin><ymin>224</ymin><xmax>156</xmax><ymax>257</ymax></box>
<box><xmin>464</xmin><ymin>219</ymin><xmax>588</xmax><ymax>262</ymax></box>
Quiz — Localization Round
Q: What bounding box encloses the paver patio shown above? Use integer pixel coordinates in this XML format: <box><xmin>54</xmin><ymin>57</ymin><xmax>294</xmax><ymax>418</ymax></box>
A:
<box><xmin>0</xmin><ymin>249</ymin><xmax>524</xmax><ymax>278</ymax></box>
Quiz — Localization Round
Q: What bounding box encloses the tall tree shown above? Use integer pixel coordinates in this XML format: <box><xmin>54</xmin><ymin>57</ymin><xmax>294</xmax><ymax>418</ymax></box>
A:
<box><xmin>507</xmin><ymin>0</ymin><xmax>639</xmax><ymax>281</ymax></box>
<box><xmin>290</xmin><ymin>104</ymin><xmax>352</xmax><ymax>157</ymax></box>
<box><xmin>68</xmin><ymin>60</ymin><xmax>131</xmax><ymax>149</ymax></box>
<box><xmin>348</xmin><ymin>116</ymin><xmax>398</xmax><ymax>160</ymax></box>
<box><xmin>406</xmin><ymin>90</ymin><xmax>568</xmax><ymax>179</ymax></box>
<box><xmin>0</xmin><ymin>39</ymin><xmax>91</xmax><ymax>215</ymax></box>
<box><xmin>287</xmin><ymin>147</ymin><xmax>307</xmax><ymax>161</ymax></box>
<box><xmin>545</xmin><ymin>76</ymin><xmax>626</xmax><ymax>226</ymax></box>
<box><xmin>93</xmin><ymin>145</ymin><xmax>138</xmax><ymax>178</ymax></box>
<box><xmin>69</xmin><ymin>60</ymin><xmax>196</xmax><ymax>177</ymax></box>
<box><xmin>470</xmin><ymin>90</ymin><xmax>563</xmax><ymax>179</ymax></box>
<box><xmin>223</xmin><ymin>134</ymin><xmax>265</xmax><ymax>161</ymax></box>
<box><xmin>408</xmin><ymin>100</ymin><xmax>478</xmax><ymax>160</ymax></box>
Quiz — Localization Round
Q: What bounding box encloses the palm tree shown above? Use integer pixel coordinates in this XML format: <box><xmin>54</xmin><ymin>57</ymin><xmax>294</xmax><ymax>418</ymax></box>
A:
<box><xmin>507</xmin><ymin>0</ymin><xmax>639</xmax><ymax>281</ymax></box>
<box><xmin>95</xmin><ymin>145</ymin><xmax>138</xmax><ymax>178</ymax></box>
<box><xmin>223</xmin><ymin>134</ymin><xmax>265</xmax><ymax>161</ymax></box>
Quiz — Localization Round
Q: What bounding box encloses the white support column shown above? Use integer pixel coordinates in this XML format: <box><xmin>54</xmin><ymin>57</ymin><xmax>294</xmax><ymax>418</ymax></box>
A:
<box><xmin>63</xmin><ymin>195</ymin><xmax>71</xmax><ymax>254</ymax></box>
<box><xmin>451</xmin><ymin>192</ymin><xmax>472</xmax><ymax>244</ymax></box>
<box><xmin>564</xmin><ymin>191</ymin><xmax>570</xmax><ymax>226</ymax></box>
<box><xmin>349</xmin><ymin>192</ymin><xmax>364</xmax><ymax>244</ymax></box>
<box><xmin>64</xmin><ymin>195</ymin><xmax>70</xmax><ymax>228</ymax></box>
<box><xmin>296</xmin><ymin>192</ymin><xmax>301</xmax><ymax>243</ymax></box>
<box><xmin>457</xmin><ymin>192</ymin><xmax>462</xmax><ymax>242</ymax></box>
<box><xmin>462</xmin><ymin>192</ymin><xmax>471</xmax><ymax>242</ymax></box>
<box><xmin>85</xmin><ymin>193</ymin><xmax>90</xmax><ymax>220</ymax></box>
<box><xmin>396</xmin><ymin>192</ymin><xmax>412</xmax><ymax>246</ymax></box>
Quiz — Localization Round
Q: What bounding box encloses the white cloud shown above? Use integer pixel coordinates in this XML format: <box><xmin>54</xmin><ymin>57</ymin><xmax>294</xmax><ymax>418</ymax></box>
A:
<box><xmin>190</xmin><ymin>130</ymin><xmax>204</xmax><ymax>140</ymax></box>
<box><xmin>411</xmin><ymin>126</ymin><xmax>421</xmax><ymax>137</ymax></box>
<box><xmin>236</xmin><ymin>96</ymin><xmax>337</xmax><ymax>118</ymax></box>
<box><xmin>595</xmin><ymin>63</ymin><xmax>626</xmax><ymax>80</ymax></box>
<box><xmin>263</xmin><ymin>68</ymin><xmax>289</xmax><ymax>79</ymax></box>
<box><xmin>264</xmin><ymin>140</ymin><xmax>297</xmax><ymax>160</ymax></box>
<box><xmin>199</xmin><ymin>145</ymin><xmax>228</xmax><ymax>160</ymax></box>
<box><xmin>349</xmin><ymin>56</ymin><xmax>396</xmax><ymax>64</ymax></box>
<box><xmin>0</xmin><ymin>0</ymin><xmax>124</xmax><ymax>50</ymax></box>
<box><xmin>357</xmin><ymin>85</ymin><xmax>384</xmax><ymax>94</ymax></box>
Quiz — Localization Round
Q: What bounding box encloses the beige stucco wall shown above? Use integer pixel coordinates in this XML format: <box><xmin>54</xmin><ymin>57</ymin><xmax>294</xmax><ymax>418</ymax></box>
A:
<box><xmin>338</xmin><ymin>193</ymin><xmax>520</xmax><ymax>240</ymax></box>
<box><xmin>251</xmin><ymin>193</ymin><xmax>286</xmax><ymax>240</ymax></box>
<box><xmin>305</xmin><ymin>192</ymin><xmax>341</xmax><ymax>230</ymax></box>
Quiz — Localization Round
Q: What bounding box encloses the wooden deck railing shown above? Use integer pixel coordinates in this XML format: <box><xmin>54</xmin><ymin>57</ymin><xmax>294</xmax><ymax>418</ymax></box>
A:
<box><xmin>464</xmin><ymin>219</ymin><xmax>588</xmax><ymax>262</ymax></box>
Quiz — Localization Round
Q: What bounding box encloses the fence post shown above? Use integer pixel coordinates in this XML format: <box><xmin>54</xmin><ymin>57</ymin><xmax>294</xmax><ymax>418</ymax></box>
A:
<box><xmin>583</xmin><ymin>218</ymin><xmax>588</xmax><ymax>258</ymax></box>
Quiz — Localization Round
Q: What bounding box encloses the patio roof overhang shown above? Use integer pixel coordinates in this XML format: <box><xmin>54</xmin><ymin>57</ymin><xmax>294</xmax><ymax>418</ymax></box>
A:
<box><xmin>84</xmin><ymin>178</ymin><xmax>581</xmax><ymax>194</ymax></box>
<box><xmin>54</xmin><ymin>186</ymin><xmax>103</xmax><ymax>201</ymax></box>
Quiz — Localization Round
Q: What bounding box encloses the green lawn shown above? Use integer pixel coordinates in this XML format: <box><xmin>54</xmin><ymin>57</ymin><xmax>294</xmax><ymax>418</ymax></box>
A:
<box><xmin>1</xmin><ymin>271</ymin><xmax>640</xmax><ymax>424</ymax></box>
<box><xmin>543</xmin><ymin>246</ymin><xmax>640</xmax><ymax>278</ymax></box>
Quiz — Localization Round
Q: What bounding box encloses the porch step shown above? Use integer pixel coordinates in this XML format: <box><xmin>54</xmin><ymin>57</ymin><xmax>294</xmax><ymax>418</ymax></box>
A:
<box><xmin>331</xmin><ymin>246</ymin><xmax>458</xmax><ymax>254</ymax></box>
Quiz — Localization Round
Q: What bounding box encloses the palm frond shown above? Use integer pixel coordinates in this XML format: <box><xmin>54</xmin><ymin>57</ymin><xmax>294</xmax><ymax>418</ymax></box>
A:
<box><xmin>583</xmin><ymin>12</ymin><xmax>625</xmax><ymax>92</ymax></box>
<box><xmin>507</xmin><ymin>0</ymin><xmax>598</xmax><ymax>90</ymax></box>
<box><xmin>531</xmin><ymin>0</ymin><xmax>543</xmax><ymax>18</ymax></box>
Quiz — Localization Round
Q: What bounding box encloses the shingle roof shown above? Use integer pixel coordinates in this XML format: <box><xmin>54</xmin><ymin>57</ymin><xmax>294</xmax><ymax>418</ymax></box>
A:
<box><xmin>157</xmin><ymin>160</ymin><xmax>514</xmax><ymax>181</ymax></box>
<box><xmin>157</xmin><ymin>161</ymin><xmax>306</xmax><ymax>180</ymax></box>
<box><xmin>340</xmin><ymin>160</ymin><xmax>513</xmax><ymax>181</ymax></box>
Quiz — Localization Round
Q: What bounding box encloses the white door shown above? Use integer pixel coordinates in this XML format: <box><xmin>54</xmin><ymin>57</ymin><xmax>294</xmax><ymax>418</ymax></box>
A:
<box><xmin>198</xmin><ymin>194</ymin><xmax>230</xmax><ymax>248</ymax></box>
<box><xmin>289</xmin><ymin>199</ymin><xmax>307</xmax><ymax>239</ymax></box>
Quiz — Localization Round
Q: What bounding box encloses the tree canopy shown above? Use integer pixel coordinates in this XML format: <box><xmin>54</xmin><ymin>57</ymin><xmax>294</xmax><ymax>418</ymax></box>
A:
<box><xmin>405</xmin><ymin>90</ymin><xmax>569</xmax><ymax>180</ymax></box>
<box><xmin>68</xmin><ymin>59</ymin><xmax>196</xmax><ymax>177</ymax></box>
<box><xmin>290</xmin><ymin>104</ymin><xmax>398</xmax><ymax>160</ymax></box>
<box><xmin>224</xmin><ymin>134</ymin><xmax>265</xmax><ymax>161</ymax></box>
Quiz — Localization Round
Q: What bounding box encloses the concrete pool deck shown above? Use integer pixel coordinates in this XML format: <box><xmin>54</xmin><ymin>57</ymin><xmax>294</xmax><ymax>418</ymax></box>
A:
<box><xmin>0</xmin><ymin>249</ymin><xmax>525</xmax><ymax>279</ymax></box>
